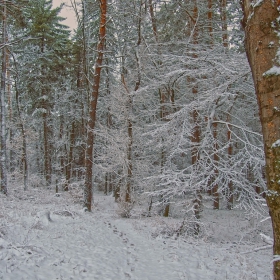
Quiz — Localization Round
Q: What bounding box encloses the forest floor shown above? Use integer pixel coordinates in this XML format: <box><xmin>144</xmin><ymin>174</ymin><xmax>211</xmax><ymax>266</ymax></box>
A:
<box><xmin>0</xmin><ymin>183</ymin><xmax>273</xmax><ymax>280</ymax></box>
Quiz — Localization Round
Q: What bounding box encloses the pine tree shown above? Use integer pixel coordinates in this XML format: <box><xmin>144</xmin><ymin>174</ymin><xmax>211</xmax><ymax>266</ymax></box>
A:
<box><xmin>16</xmin><ymin>0</ymin><xmax>71</xmax><ymax>186</ymax></box>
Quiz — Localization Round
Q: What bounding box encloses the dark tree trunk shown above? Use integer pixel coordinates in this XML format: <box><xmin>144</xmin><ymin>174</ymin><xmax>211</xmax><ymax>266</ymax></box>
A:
<box><xmin>66</xmin><ymin>122</ymin><xmax>75</xmax><ymax>190</ymax></box>
<box><xmin>241</xmin><ymin>1</ymin><xmax>280</xmax><ymax>278</ymax></box>
<box><xmin>213</xmin><ymin>120</ymin><xmax>219</xmax><ymax>209</ymax></box>
<box><xmin>7</xmin><ymin>53</ymin><xmax>15</xmax><ymax>177</ymax></box>
<box><xmin>84</xmin><ymin>0</ymin><xmax>107</xmax><ymax>211</ymax></box>
<box><xmin>189</xmin><ymin>0</ymin><xmax>202</xmax><ymax>233</ymax></box>
<box><xmin>43</xmin><ymin>110</ymin><xmax>51</xmax><ymax>186</ymax></box>
<box><xmin>227</xmin><ymin>122</ymin><xmax>233</xmax><ymax>209</ymax></box>
<box><xmin>220</xmin><ymin>0</ymin><xmax>228</xmax><ymax>48</ymax></box>
<box><xmin>1</xmin><ymin>1</ymin><xmax>7</xmax><ymax>194</ymax></box>
<box><xmin>14</xmin><ymin>80</ymin><xmax>28</xmax><ymax>191</ymax></box>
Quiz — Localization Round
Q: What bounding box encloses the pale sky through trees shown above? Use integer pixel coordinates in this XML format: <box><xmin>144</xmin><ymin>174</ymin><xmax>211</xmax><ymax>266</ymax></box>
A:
<box><xmin>53</xmin><ymin>0</ymin><xmax>77</xmax><ymax>31</ymax></box>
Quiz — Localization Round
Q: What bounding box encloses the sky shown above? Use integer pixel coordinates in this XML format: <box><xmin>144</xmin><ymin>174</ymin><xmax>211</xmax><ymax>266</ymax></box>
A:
<box><xmin>53</xmin><ymin>0</ymin><xmax>78</xmax><ymax>32</ymax></box>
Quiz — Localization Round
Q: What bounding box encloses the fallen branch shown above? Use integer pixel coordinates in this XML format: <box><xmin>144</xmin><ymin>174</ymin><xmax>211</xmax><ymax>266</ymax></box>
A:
<box><xmin>241</xmin><ymin>245</ymin><xmax>272</xmax><ymax>254</ymax></box>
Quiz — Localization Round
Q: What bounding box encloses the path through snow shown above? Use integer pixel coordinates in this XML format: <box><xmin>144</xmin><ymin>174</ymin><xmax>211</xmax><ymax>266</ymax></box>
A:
<box><xmin>0</xmin><ymin>187</ymin><xmax>273</xmax><ymax>279</ymax></box>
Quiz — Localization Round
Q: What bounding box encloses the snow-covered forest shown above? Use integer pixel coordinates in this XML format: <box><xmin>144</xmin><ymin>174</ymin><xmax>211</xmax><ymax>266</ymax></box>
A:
<box><xmin>0</xmin><ymin>0</ymin><xmax>279</xmax><ymax>279</ymax></box>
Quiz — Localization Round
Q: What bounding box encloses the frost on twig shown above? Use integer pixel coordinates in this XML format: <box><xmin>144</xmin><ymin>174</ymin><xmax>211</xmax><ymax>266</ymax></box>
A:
<box><xmin>241</xmin><ymin>245</ymin><xmax>272</xmax><ymax>254</ymax></box>
<box><xmin>272</xmin><ymin>255</ymin><xmax>280</xmax><ymax>263</ymax></box>
<box><xmin>260</xmin><ymin>233</ymin><xmax>273</xmax><ymax>245</ymax></box>
<box><xmin>240</xmin><ymin>233</ymin><xmax>273</xmax><ymax>254</ymax></box>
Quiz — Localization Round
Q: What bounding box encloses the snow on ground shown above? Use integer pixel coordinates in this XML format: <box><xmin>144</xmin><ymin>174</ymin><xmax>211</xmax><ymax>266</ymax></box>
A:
<box><xmin>0</xmin><ymin>185</ymin><xmax>273</xmax><ymax>280</ymax></box>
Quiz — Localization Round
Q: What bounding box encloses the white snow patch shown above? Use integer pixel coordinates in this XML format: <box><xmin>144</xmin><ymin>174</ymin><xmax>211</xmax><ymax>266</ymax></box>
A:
<box><xmin>272</xmin><ymin>255</ymin><xmax>280</xmax><ymax>263</ymax></box>
<box><xmin>272</xmin><ymin>139</ymin><xmax>280</xmax><ymax>148</ymax></box>
<box><xmin>252</xmin><ymin>0</ymin><xmax>264</xmax><ymax>8</ymax></box>
<box><xmin>0</xmin><ymin>185</ymin><xmax>273</xmax><ymax>280</ymax></box>
<box><xmin>260</xmin><ymin>233</ymin><xmax>273</xmax><ymax>245</ymax></box>
<box><xmin>0</xmin><ymin>237</ymin><xmax>9</xmax><ymax>249</ymax></box>
<box><xmin>263</xmin><ymin>66</ymin><xmax>280</xmax><ymax>77</ymax></box>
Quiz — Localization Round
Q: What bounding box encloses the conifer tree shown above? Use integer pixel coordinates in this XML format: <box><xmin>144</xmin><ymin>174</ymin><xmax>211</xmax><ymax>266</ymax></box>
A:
<box><xmin>17</xmin><ymin>0</ymin><xmax>70</xmax><ymax>186</ymax></box>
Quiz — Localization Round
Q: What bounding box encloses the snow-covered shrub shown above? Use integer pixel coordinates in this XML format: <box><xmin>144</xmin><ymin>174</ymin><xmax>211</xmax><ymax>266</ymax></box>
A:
<box><xmin>69</xmin><ymin>181</ymin><xmax>84</xmax><ymax>204</ymax></box>
<box><xmin>116</xmin><ymin>199</ymin><xmax>134</xmax><ymax>218</ymax></box>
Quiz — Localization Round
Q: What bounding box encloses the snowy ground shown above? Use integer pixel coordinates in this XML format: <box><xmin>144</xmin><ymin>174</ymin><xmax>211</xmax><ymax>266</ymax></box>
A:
<box><xmin>0</xmin><ymin>185</ymin><xmax>273</xmax><ymax>280</ymax></box>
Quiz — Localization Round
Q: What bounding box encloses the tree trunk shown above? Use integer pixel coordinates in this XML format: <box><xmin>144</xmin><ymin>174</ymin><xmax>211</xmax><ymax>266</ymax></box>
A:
<box><xmin>126</xmin><ymin>113</ymin><xmax>133</xmax><ymax>203</ymax></box>
<box><xmin>227</xmin><ymin>122</ymin><xmax>233</xmax><ymax>209</ymax></box>
<box><xmin>66</xmin><ymin>122</ymin><xmax>75</xmax><ymax>190</ymax></box>
<box><xmin>120</xmin><ymin>2</ymin><xmax>143</xmax><ymax>204</ymax></box>
<box><xmin>213</xmin><ymin>120</ymin><xmax>219</xmax><ymax>209</ymax></box>
<box><xmin>14</xmin><ymin>78</ymin><xmax>28</xmax><ymax>191</ymax></box>
<box><xmin>0</xmin><ymin>0</ymin><xmax>7</xmax><ymax>194</ymax></box>
<box><xmin>43</xmin><ymin>109</ymin><xmax>51</xmax><ymax>186</ymax></box>
<box><xmin>149</xmin><ymin>0</ymin><xmax>158</xmax><ymax>42</ymax></box>
<box><xmin>220</xmin><ymin>0</ymin><xmax>228</xmax><ymax>48</ymax></box>
<box><xmin>120</xmin><ymin>72</ymin><xmax>136</xmax><ymax>204</ymax></box>
<box><xmin>208</xmin><ymin>0</ymin><xmax>213</xmax><ymax>44</ymax></box>
<box><xmin>104</xmin><ymin>55</ymin><xmax>111</xmax><ymax>196</ymax></box>
<box><xmin>84</xmin><ymin>0</ymin><xmax>107</xmax><ymax>211</ymax></box>
<box><xmin>220</xmin><ymin>0</ymin><xmax>233</xmax><ymax>209</ymax></box>
<box><xmin>189</xmin><ymin>0</ymin><xmax>202</xmax><ymax>233</ymax></box>
<box><xmin>104</xmin><ymin>172</ymin><xmax>108</xmax><ymax>195</ymax></box>
<box><xmin>7</xmin><ymin>51</ymin><xmax>14</xmax><ymax>177</ymax></box>
<box><xmin>76</xmin><ymin>47</ymin><xmax>86</xmax><ymax>179</ymax></box>
<box><xmin>59</xmin><ymin>116</ymin><xmax>66</xmax><ymax>177</ymax></box>
<box><xmin>39</xmin><ymin>31</ymin><xmax>52</xmax><ymax>187</ymax></box>
<box><xmin>211</xmin><ymin>0</ymin><xmax>228</xmax><ymax>209</ymax></box>
<box><xmin>241</xmin><ymin>1</ymin><xmax>280</xmax><ymax>278</ymax></box>
<box><xmin>163</xmin><ymin>203</ymin><xmax>170</xmax><ymax>217</ymax></box>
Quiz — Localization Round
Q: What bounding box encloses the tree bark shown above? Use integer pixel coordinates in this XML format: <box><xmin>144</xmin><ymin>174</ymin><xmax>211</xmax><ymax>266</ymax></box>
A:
<box><xmin>149</xmin><ymin>0</ymin><xmax>158</xmax><ymax>42</ymax></box>
<box><xmin>14</xmin><ymin>79</ymin><xmax>28</xmax><ymax>191</ymax></box>
<box><xmin>190</xmin><ymin>0</ymin><xmax>202</xmax><ymax>233</ymax></box>
<box><xmin>241</xmin><ymin>1</ymin><xmax>280</xmax><ymax>278</ymax></box>
<box><xmin>121</xmin><ymin>1</ymin><xmax>143</xmax><ymax>204</ymax></box>
<box><xmin>227</xmin><ymin>120</ymin><xmax>233</xmax><ymax>209</ymax></box>
<box><xmin>84</xmin><ymin>0</ymin><xmax>106</xmax><ymax>211</ymax></box>
<box><xmin>213</xmin><ymin>120</ymin><xmax>219</xmax><ymax>209</ymax></box>
<box><xmin>7</xmin><ymin>50</ymin><xmax>14</xmax><ymax>177</ymax></box>
<box><xmin>104</xmin><ymin>55</ymin><xmax>111</xmax><ymax>196</ymax></box>
<box><xmin>120</xmin><ymin>72</ymin><xmax>136</xmax><ymax>204</ymax></box>
<box><xmin>208</xmin><ymin>0</ymin><xmax>213</xmax><ymax>44</ymax></box>
<box><xmin>149</xmin><ymin>0</ymin><xmax>171</xmax><ymax>215</ymax></box>
<box><xmin>220</xmin><ymin>0</ymin><xmax>228</xmax><ymax>48</ymax></box>
<box><xmin>43</xmin><ymin>109</ymin><xmax>51</xmax><ymax>186</ymax></box>
<box><xmin>1</xmin><ymin>0</ymin><xmax>7</xmax><ymax>194</ymax></box>
<box><xmin>66</xmin><ymin>122</ymin><xmax>75</xmax><ymax>190</ymax></box>
<box><xmin>211</xmin><ymin>0</ymin><xmax>228</xmax><ymax>209</ymax></box>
